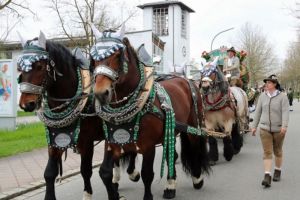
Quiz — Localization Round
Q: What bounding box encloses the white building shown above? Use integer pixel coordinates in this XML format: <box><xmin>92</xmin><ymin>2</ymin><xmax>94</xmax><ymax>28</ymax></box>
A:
<box><xmin>1</xmin><ymin>0</ymin><xmax>194</xmax><ymax>75</ymax></box>
<box><xmin>138</xmin><ymin>0</ymin><xmax>194</xmax><ymax>73</ymax></box>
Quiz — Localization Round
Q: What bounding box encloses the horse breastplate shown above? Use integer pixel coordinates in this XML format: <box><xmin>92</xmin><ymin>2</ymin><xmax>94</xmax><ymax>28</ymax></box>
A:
<box><xmin>95</xmin><ymin>66</ymin><xmax>154</xmax><ymax>124</ymax></box>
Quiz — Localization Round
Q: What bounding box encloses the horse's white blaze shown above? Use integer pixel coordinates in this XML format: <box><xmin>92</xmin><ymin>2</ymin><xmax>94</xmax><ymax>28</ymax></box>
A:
<box><xmin>202</xmin><ymin>81</ymin><xmax>211</xmax><ymax>88</ymax></box>
<box><xmin>129</xmin><ymin>169</ymin><xmax>140</xmax><ymax>181</ymax></box>
<box><xmin>83</xmin><ymin>191</ymin><xmax>92</xmax><ymax>200</ymax></box>
<box><xmin>112</xmin><ymin>166</ymin><xmax>121</xmax><ymax>183</ymax></box>
<box><xmin>192</xmin><ymin>175</ymin><xmax>204</xmax><ymax>184</ymax></box>
<box><xmin>165</xmin><ymin>179</ymin><xmax>177</xmax><ymax>190</ymax></box>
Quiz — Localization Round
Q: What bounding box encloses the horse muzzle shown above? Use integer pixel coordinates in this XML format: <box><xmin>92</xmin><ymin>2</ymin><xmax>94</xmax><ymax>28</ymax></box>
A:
<box><xmin>20</xmin><ymin>101</ymin><xmax>37</xmax><ymax>112</ymax></box>
<box><xmin>19</xmin><ymin>94</ymin><xmax>40</xmax><ymax>112</ymax></box>
<box><xmin>94</xmin><ymin>89</ymin><xmax>112</xmax><ymax>105</ymax></box>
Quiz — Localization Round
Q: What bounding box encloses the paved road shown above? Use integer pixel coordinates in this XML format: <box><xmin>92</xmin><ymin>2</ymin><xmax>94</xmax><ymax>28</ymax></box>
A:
<box><xmin>21</xmin><ymin>101</ymin><xmax>300</xmax><ymax>200</ymax></box>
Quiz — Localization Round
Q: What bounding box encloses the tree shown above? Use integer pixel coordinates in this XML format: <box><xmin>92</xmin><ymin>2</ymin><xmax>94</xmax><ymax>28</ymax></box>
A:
<box><xmin>280</xmin><ymin>37</ymin><xmax>300</xmax><ymax>92</ymax></box>
<box><xmin>47</xmin><ymin>0</ymin><xmax>137</xmax><ymax>53</ymax></box>
<box><xmin>0</xmin><ymin>0</ymin><xmax>35</xmax><ymax>42</ymax></box>
<box><xmin>279</xmin><ymin>2</ymin><xmax>300</xmax><ymax>91</ymax></box>
<box><xmin>236</xmin><ymin>22</ymin><xmax>278</xmax><ymax>87</ymax></box>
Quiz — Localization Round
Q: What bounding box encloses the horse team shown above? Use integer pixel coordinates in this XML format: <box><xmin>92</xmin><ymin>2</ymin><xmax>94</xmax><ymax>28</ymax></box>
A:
<box><xmin>17</xmin><ymin>25</ymin><xmax>250</xmax><ymax>200</ymax></box>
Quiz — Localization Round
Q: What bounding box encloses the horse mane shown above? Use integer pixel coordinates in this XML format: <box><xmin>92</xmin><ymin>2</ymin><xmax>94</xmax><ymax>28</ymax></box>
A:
<box><xmin>28</xmin><ymin>38</ymin><xmax>81</xmax><ymax>72</ymax></box>
<box><xmin>123</xmin><ymin>37</ymin><xmax>139</xmax><ymax>66</ymax></box>
<box><xmin>45</xmin><ymin>40</ymin><xmax>82</xmax><ymax>72</ymax></box>
<box><xmin>215</xmin><ymin>65</ymin><xmax>229</xmax><ymax>94</ymax></box>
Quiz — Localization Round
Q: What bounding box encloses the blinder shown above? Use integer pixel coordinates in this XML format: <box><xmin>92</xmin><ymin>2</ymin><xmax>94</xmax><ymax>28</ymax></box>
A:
<box><xmin>90</xmin><ymin>38</ymin><xmax>129</xmax><ymax>83</ymax></box>
<box><xmin>17</xmin><ymin>43</ymin><xmax>62</xmax><ymax>97</ymax></box>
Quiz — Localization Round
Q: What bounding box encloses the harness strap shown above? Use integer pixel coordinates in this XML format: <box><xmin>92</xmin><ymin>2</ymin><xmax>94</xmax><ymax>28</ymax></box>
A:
<box><xmin>187</xmin><ymin>79</ymin><xmax>200</xmax><ymax>127</ymax></box>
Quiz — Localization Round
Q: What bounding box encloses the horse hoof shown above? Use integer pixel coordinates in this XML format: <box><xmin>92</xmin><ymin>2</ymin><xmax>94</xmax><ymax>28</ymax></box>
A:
<box><xmin>233</xmin><ymin>148</ymin><xmax>241</xmax><ymax>155</ymax></box>
<box><xmin>112</xmin><ymin>182</ymin><xmax>119</xmax><ymax>191</ymax></box>
<box><xmin>209</xmin><ymin>160</ymin><xmax>216</xmax><ymax>166</ymax></box>
<box><xmin>224</xmin><ymin>155</ymin><xmax>233</xmax><ymax>161</ymax></box>
<box><xmin>193</xmin><ymin>180</ymin><xmax>204</xmax><ymax>190</ymax></box>
<box><xmin>143</xmin><ymin>195</ymin><xmax>153</xmax><ymax>200</ymax></box>
<box><xmin>129</xmin><ymin>171</ymin><xmax>140</xmax><ymax>182</ymax></box>
<box><xmin>163</xmin><ymin>189</ymin><xmax>176</xmax><ymax>199</ymax></box>
<box><xmin>83</xmin><ymin>191</ymin><xmax>92</xmax><ymax>200</ymax></box>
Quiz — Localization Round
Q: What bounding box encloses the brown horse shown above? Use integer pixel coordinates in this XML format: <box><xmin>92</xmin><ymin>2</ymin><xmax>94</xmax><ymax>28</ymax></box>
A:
<box><xmin>90</xmin><ymin>24</ymin><xmax>210</xmax><ymax>200</ymax></box>
<box><xmin>200</xmin><ymin>57</ymin><xmax>248</xmax><ymax>164</ymax></box>
<box><xmin>17</xmin><ymin>32</ymin><xmax>139</xmax><ymax>200</ymax></box>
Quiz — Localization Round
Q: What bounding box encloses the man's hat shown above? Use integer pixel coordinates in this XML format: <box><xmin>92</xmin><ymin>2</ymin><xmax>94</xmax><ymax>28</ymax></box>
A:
<box><xmin>227</xmin><ymin>47</ymin><xmax>236</xmax><ymax>54</ymax></box>
<box><xmin>263</xmin><ymin>74</ymin><xmax>278</xmax><ymax>84</ymax></box>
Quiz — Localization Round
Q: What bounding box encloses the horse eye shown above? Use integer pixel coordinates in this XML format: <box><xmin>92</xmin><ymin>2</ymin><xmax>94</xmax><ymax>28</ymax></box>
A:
<box><xmin>17</xmin><ymin>74</ymin><xmax>22</xmax><ymax>83</ymax></box>
<box><xmin>35</xmin><ymin>64</ymin><xmax>43</xmax><ymax>71</ymax></box>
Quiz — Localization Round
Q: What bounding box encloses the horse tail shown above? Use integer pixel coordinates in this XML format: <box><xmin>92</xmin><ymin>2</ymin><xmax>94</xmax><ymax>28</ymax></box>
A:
<box><xmin>180</xmin><ymin>133</ymin><xmax>210</xmax><ymax>175</ymax></box>
<box><xmin>179</xmin><ymin>80</ymin><xmax>210</xmax><ymax>176</ymax></box>
<box><xmin>119</xmin><ymin>152</ymin><xmax>137</xmax><ymax>169</ymax></box>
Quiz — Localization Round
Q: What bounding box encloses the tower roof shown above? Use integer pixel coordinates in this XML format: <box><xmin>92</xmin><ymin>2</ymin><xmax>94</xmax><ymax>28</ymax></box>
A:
<box><xmin>137</xmin><ymin>1</ymin><xmax>195</xmax><ymax>13</ymax></box>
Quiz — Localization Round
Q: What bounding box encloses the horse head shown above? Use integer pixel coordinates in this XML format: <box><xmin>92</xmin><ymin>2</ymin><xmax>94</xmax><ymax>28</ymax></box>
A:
<box><xmin>89</xmin><ymin>23</ymin><xmax>136</xmax><ymax>105</ymax></box>
<box><xmin>200</xmin><ymin>57</ymin><xmax>219</xmax><ymax>88</ymax></box>
<box><xmin>17</xmin><ymin>31</ymin><xmax>50</xmax><ymax>112</ymax></box>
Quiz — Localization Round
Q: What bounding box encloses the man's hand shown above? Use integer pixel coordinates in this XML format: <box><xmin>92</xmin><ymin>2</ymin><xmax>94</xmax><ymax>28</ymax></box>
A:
<box><xmin>280</xmin><ymin>127</ymin><xmax>287</xmax><ymax>136</ymax></box>
<box><xmin>251</xmin><ymin>128</ymin><xmax>256</xmax><ymax>136</ymax></box>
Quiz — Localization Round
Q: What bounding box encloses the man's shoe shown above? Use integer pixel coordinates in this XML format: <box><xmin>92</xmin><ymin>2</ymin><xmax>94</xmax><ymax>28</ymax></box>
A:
<box><xmin>273</xmin><ymin>169</ymin><xmax>281</xmax><ymax>182</ymax></box>
<box><xmin>261</xmin><ymin>174</ymin><xmax>271</xmax><ymax>187</ymax></box>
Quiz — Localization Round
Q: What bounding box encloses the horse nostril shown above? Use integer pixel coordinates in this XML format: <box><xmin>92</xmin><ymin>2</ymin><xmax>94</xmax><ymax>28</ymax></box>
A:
<box><xmin>104</xmin><ymin>89</ymin><xmax>109</xmax><ymax>96</ymax></box>
<box><xmin>24</xmin><ymin>102</ymin><xmax>36</xmax><ymax>112</ymax></box>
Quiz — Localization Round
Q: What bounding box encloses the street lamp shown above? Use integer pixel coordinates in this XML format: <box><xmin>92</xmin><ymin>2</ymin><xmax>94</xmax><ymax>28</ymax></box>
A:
<box><xmin>210</xmin><ymin>27</ymin><xmax>235</xmax><ymax>51</ymax></box>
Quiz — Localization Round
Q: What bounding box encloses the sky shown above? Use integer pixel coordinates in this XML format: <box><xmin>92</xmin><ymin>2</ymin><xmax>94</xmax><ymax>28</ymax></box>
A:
<box><xmin>10</xmin><ymin>0</ymin><xmax>299</xmax><ymax>62</ymax></box>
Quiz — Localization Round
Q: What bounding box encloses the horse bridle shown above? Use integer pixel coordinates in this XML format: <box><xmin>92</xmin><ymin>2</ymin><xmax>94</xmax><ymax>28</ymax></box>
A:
<box><xmin>18</xmin><ymin>50</ymin><xmax>65</xmax><ymax>112</ymax></box>
<box><xmin>92</xmin><ymin>39</ymin><xmax>129</xmax><ymax>84</ymax></box>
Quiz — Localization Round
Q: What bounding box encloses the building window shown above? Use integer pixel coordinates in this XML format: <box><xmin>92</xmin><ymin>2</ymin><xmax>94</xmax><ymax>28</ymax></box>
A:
<box><xmin>153</xmin><ymin>7</ymin><xmax>169</xmax><ymax>36</ymax></box>
<box><xmin>152</xmin><ymin>43</ymin><xmax>164</xmax><ymax>73</ymax></box>
<box><xmin>181</xmin><ymin>10</ymin><xmax>187</xmax><ymax>38</ymax></box>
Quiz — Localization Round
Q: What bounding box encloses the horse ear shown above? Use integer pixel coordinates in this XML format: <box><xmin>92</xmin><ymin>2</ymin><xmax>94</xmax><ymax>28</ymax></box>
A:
<box><xmin>210</xmin><ymin>56</ymin><xmax>219</xmax><ymax>67</ymax></box>
<box><xmin>112</xmin><ymin>23</ymin><xmax>125</xmax><ymax>39</ymax></box>
<box><xmin>122</xmin><ymin>37</ymin><xmax>130</xmax><ymax>46</ymax></box>
<box><xmin>38</xmin><ymin>31</ymin><xmax>47</xmax><ymax>49</ymax></box>
<box><xmin>17</xmin><ymin>31</ymin><xmax>27</xmax><ymax>47</ymax></box>
<box><xmin>89</xmin><ymin>22</ymin><xmax>103</xmax><ymax>41</ymax></box>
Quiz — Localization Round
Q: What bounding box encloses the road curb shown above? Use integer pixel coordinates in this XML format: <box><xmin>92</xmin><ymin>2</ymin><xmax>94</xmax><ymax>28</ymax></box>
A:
<box><xmin>0</xmin><ymin>162</ymin><xmax>101</xmax><ymax>200</ymax></box>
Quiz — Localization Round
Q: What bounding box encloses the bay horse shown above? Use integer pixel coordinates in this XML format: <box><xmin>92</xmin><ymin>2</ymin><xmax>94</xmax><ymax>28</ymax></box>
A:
<box><xmin>17</xmin><ymin>32</ymin><xmax>140</xmax><ymax>200</ymax></box>
<box><xmin>90</xmin><ymin>24</ymin><xmax>210</xmax><ymax>200</ymax></box>
<box><xmin>200</xmin><ymin>57</ymin><xmax>248</xmax><ymax>164</ymax></box>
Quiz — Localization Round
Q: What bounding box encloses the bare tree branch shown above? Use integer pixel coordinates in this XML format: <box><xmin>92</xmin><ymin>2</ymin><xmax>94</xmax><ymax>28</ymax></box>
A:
<box><xmin>237</xmin><ymin>22</ymin><xmax>277</xmax><ymax>87</ymax></box>
<box><xmin>10</xmin><ymin>1</ymin><xmax>35</xmax><ymax>15</ymax></box>
<box><xmin>0</xmin><ymin>0</ymin><xmax>12</xmax><ymax>10</ymax></box>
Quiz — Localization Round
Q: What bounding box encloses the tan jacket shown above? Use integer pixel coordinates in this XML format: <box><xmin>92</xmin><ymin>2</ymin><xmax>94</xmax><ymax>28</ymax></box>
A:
<box><xmin>223</xmin><ymin>56</ymin><xmax>240</xmax><ymax>78</ymax></box>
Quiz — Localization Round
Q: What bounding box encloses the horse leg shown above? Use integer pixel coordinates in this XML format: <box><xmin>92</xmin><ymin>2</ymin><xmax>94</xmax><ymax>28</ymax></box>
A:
<box><xmin>112</xmin><ymin>160</ymin><xmax>121</xmax><ymax>192</ymax></box>
<box><xmin>223</xmin><ymin>136</ymin><xmax>234</xmax><ymax>161</ymax></box>
<box><xmin>181</xmin><ymin>133</ymin><xmax>209</xmax><ymax>190</ymax></box>
<box><xmin>99</xmin><ymin>149</ymin><xmax>120</xmax><ymax>200</ymax></box>
<box><xmin>163</xmin><ymin>147</ymin><xmax>177</xmax><ymax>199</ymax></box>
<box><xmin>231</xmin><ymin>123</ymin><xmax>243</xmax><ymax>154</ymax></box>
<box><xmin>141</xmin><ymin>148</ymin><xmax>155</xmax><ymax>200</ymax></box>
<box><xmin>126</xmin><ymin>152</ymin><xmax>140</xmax><ymax>182</ymax></box>
<box><xmin>208</xmin><ymin>136</ymin><xmax>218</xmax><ymax>165</ymax></box>
<box><xmin>44</xmin><ymin>148</ymin><xmax>63</xmax><ymax>200</ymax></box>
<box><xmin>80</xmin><ymin>141</ymin><xmax>94</xmax><ymax>200</ymax></box>
<box><xmin>223</xmin><ymin>120</ymin><xmax>234</xmax><ymax>161</ymax></box>
<box><xmin>191</xmin><ymin>136</ymin><xmax>209</xmax><ymax>190</ymax></box>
